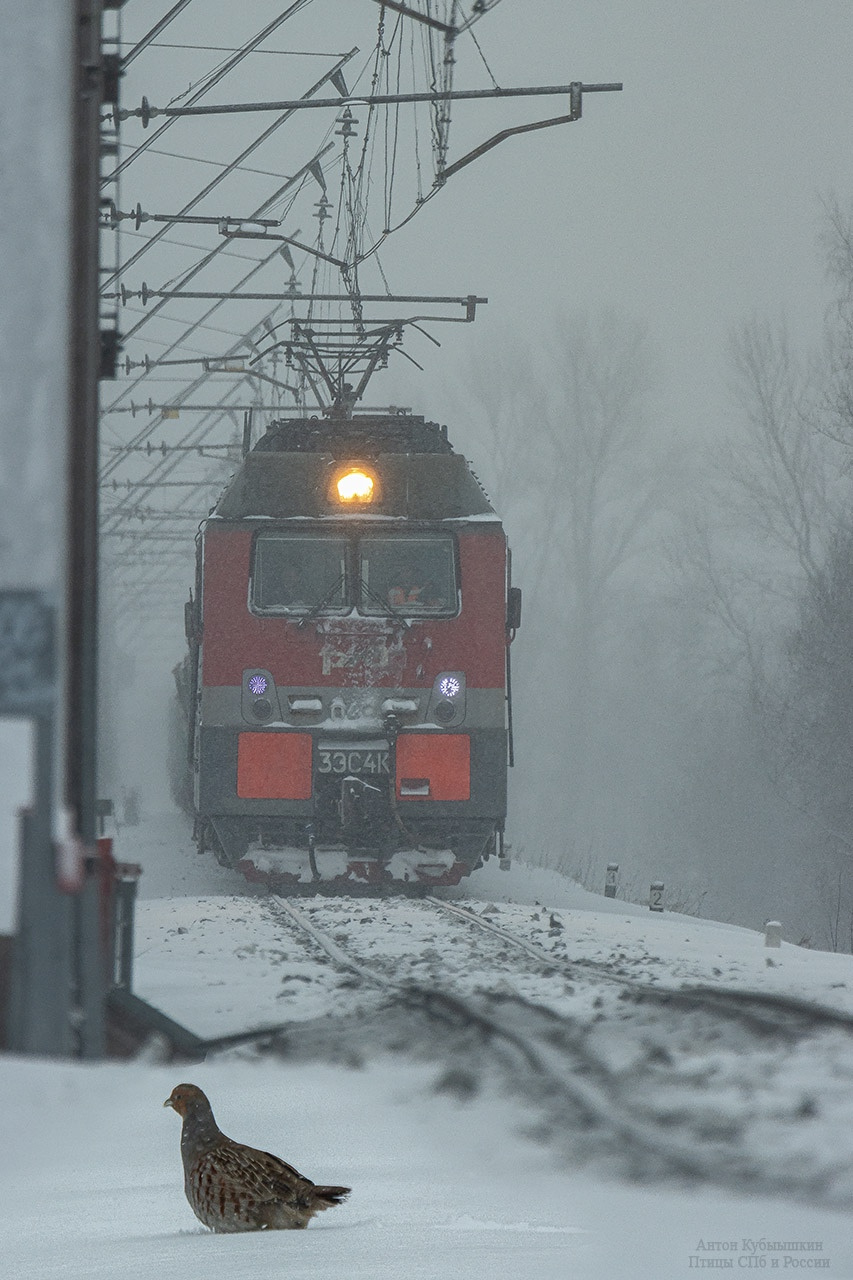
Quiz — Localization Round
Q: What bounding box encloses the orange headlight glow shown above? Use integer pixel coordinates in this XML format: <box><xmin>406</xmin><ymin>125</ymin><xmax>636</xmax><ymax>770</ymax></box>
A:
<box><xmin>331</xmin><ymin>465</ymin><xmax>378</xmax><ymax>504</ymax></box>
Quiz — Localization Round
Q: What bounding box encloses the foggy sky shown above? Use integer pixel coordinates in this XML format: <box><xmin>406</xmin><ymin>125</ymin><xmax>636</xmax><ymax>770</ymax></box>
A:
<box><xmin>132</xmin><ymin>0</ymin><xmax>850</xmax><ymax>448</ymax></box>
<box><xmin>4</xmin><ymin>3</ymin><xmax>853</xmax><ymax>581</ymax></box>
<box><xmin>378</xmin><ymin>1</ymin><xmax>853</xmax><ymax>445</ymax></box>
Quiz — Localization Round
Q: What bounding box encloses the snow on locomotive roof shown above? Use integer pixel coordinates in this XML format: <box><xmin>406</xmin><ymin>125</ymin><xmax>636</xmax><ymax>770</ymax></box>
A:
<box><xmin>254</xmin><ymin>413</ymin><xmax>454</xmax><ymax>456</ymax></box>
<box><xmin>214</xmin><ymin>414</ymin><xmax>496</xmax><ymax>521</ymax></box>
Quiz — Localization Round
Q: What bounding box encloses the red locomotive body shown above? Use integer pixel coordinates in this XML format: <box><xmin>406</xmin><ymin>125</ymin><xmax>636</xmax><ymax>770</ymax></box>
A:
<box><xmin>179</xmin><ymin>413</ymin><xmax>519</xmax><ymax>888</ymax></box>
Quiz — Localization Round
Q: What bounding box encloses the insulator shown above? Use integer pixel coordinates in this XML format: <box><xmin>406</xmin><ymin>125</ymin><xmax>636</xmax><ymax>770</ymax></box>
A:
<box><xmin>335</xmin><ymin>106</ymin><xmax>359</xmax><ymax>138</ymax></box>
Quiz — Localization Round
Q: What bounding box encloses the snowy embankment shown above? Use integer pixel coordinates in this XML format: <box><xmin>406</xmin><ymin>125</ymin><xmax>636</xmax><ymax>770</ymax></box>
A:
<box><xmin>3</xmin><ymin>806</ymin><xmax>853</xmax><ymax>1278</ymax></box>
<box><xmin>131</xmin><ymin>813</ymin><xmax>853</xmax><ymax>1040</ymax></box>
<box><xmin>3</xmin><ymin>1052</ymin><xmax>852</xmax><ymax>1280</ymax></box>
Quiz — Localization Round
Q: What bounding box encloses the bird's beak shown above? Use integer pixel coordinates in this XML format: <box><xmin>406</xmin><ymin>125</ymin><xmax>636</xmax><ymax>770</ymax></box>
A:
<box><xmin>163</xmin><ymin>1097</ymin><xmax>174</xmax><ymax>1108</ymax></box>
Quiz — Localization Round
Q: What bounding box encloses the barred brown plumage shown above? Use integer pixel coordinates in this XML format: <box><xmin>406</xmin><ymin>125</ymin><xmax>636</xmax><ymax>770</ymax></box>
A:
<box><xmin>163</xmin><ymin>1083</ymin><xmax>350</xmax><ymax>1232</ymax></box>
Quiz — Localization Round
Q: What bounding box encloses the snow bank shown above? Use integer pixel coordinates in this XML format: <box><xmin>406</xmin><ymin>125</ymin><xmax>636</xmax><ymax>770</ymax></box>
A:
<box><xmin>1</xmin><ymin>1052</ymin><xmax>851</xmax><ymax>1280</ymax></box>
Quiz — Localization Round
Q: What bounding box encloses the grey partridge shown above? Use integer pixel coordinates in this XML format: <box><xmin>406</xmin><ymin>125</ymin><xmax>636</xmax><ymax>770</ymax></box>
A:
<box><xmin>164</xmin><ymin>1083</ymin><xmax>350</xmax><ymax>1231</ymax></box>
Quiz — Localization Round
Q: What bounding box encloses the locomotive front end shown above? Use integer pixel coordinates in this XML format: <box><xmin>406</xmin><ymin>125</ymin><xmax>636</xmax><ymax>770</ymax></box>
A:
<box><xmin>182</xmin><ymin>414</ymin><xmax>517</xmax><ymax>890</ymax></box>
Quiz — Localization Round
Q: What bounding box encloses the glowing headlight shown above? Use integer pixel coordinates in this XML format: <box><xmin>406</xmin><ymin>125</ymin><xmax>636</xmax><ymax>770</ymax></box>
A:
<box><xmin>335</xmin><ymin>468</ymin><xmax>375</xmax><ymax>502</ymax></box>
<box><xmin>431</xmin><ymin>671</ymin><xmax>466</xmax><ymax>726</ymax></box>
<box><xmin>242</xmin><ymin>668</ymin><xmax>278</xmax><ymax>724</ymax></box>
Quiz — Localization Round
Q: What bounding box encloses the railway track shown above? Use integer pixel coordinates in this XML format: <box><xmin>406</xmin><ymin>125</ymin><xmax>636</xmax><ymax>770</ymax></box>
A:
<box><xmin>258</xmin><ymin>893</ymin><xmax>853</xmax><ymax>1205</ymax></box>
<box><xmin>426</xmin><ymin>895</ymin><xmax>853</xmax><ymax>1039</ymax></box>
<box><xmin>264</xmin><ymin>896</ymin><xmax>731</xmax><ymax>1180</ymax></box>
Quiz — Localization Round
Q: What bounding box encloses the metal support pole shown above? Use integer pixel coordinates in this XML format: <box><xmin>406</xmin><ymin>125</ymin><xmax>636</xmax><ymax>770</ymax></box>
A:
<box><xmin>66</xmin><ymin>0</ymin><xmax>107</xmax><ymax>1059</ymax></box>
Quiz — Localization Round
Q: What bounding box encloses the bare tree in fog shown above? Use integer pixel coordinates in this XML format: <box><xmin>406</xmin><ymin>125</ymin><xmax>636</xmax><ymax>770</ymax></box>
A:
<box><xmin>678</xmin><ymin>318</ymin><xmax>839</xmax><ymax>699</ymax></box>
<box><xmin>532</xmin><ymin>314</ymin><xmax>666</xmax><ymax>755</ymax></box>
<box><xmin>774</xmin><ymin>198</ymin><xmax>853</xmax><ymax>943</ymax></box>
<box><xmin>458</xmin><ymin>311</ymin><xmax>679</xmax><ymax>868</ymax></box>
<box><xmin>785</xmin><ymin>523</ymin><xmax>853</xmax><ymax>932</ymax></box>
<box><xmin>671</xmin><ymin>199</ymin><xmax>853</xmax><ymax>947</ymax></box>
<box><xmin>821</xmin><ymin>194</ymin><xmax>853</xmax><ymax>443</ymax></box>
<box><xmin>464</xmin><ymin>310</ymin><xmax>667</xmax><ymax>632</ymax></box>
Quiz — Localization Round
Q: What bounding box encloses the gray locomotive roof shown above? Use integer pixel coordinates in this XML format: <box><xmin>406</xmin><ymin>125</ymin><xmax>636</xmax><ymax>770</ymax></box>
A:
<box><xmin>213</xmin><ymin>450</ymin><xmax>496</xmax><ymax>521</ymax></box>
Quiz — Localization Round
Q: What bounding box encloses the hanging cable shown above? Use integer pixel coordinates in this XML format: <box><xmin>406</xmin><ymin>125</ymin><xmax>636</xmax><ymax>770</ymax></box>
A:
<box><xmin>467</xmin><ymin>21</ymin><xmax>500</xmax><ymax>88</ymax></box>
<box><xmin>104</xmin><ymin>0</ymin><xmax>317</xmax><ymax>185</ymax></box>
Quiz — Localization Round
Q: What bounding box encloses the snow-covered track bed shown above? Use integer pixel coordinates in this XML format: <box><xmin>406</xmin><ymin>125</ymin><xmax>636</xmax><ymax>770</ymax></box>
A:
<box><xmin>263</xmin><ymin>898</ymin><xmax>735</xmax><ymax>1183</ymax></box>
<box><xmin>429</xmin><ymin>896</ymin><xmax>853</xmax><ymax>1040</ymax></box>
<box><xmin>261</xmin><ymin>892</ymin><xmax>589</xmax><ymax>1020</ymax></box>
<box><xmin>259</xmin><ymin>894</ymin><xmax>853</xmax><ymax>1208</ymax></box>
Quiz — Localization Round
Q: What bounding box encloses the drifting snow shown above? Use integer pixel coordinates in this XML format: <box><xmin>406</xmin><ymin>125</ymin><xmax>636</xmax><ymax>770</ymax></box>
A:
<box><xmin>2</xmin><ymin>1053</ymin><xmax>853</xmax><ymax>1280</ymax></box>
<box><xmin>130</xmin><ymin>815</ymin><xmax>853</xmax><ymax>1040</ymax></box>
<box><xmin>4</xmin><ymin>808</ymin><xmax>853</xmax><ymax>1276</ymax></box>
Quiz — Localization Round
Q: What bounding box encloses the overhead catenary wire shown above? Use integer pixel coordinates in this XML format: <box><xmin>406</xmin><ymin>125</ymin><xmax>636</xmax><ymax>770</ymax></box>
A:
<box><xmin>102</xmin><ymin>1</ymin><xmax>609</xmax><ymax>584</ymax></box>
<box><xmin>101</xmin><ymin>326</ymin><xmax>271</xmax><ymax>480</ymax></box>
<box><xmin>102</xmin><ymin>252</ymin><xmax>289</xmax><ymax>417</ymax></box>
<box><xmin>104</xmin><ymin>0</ymin><xmax>318</xmax><ymax>185</ymax></box>
<box><xmin>120</xmin><ymin>0</ymin><xmax>196</xmax><ymax>70</ymax></box>
<box><xmin>121</xmin><ymin>42</ymin><xmax>347</xmax><ymax>58</ymax></box>
<box><xmin>111</xmin><ymin>147</ymin><xmax>329</xmax><ymax>352</ymax></box>
<box><xmin>101</xmin><ymin>49</ymin><xmax>357</xmax><ymax>288</ymax></box>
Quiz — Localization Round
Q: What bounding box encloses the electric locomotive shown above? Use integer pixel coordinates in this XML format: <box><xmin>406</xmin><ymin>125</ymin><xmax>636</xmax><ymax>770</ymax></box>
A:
<box><xmin>177</xmin><ymin>410</ymin><xmax>520</xmax><ymax>889</ymax></box>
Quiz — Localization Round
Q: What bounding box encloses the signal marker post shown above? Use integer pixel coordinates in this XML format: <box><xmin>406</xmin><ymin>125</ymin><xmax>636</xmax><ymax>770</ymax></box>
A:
<box><xmin>1</xmin><ymin>592</ymin><xmax>76</xmax><ymax>1056</ymax></box>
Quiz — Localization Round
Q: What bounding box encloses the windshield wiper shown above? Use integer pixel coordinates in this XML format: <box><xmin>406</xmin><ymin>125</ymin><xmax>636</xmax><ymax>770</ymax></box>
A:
<box><xmin>357</xmin><ymin>577</ymin><xmax>411</xmax><ymax>629</ymax></box>
<box><xmin>296</xmin><ymin>573</ymin><xmax>346</xmax><ymax>628</ymax></box>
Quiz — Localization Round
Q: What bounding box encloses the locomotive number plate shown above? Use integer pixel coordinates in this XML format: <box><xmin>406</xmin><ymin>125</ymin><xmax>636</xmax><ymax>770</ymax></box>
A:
<box><xmin>316</xmin><ymin>746</ymin><xmax>390</xmax><ymax>776</ymax></box>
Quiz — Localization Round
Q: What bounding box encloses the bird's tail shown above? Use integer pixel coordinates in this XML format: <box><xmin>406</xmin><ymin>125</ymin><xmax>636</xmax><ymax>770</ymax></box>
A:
<box><xmin>312</xmin><ymin>1185</ymin><xmax>351</xmax><ymax>1209</ymax></box>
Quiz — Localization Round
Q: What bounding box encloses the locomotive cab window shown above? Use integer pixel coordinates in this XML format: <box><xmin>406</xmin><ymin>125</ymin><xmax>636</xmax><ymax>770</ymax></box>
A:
<box><xmin>251</xmin><ymin>534</ymin><xmax>348</xmax><ymax>614</ymax></box>
<box><xmin>358</xmin><ymin>536</ymin><xmax>457</xmax><ymax>616</ymax></box>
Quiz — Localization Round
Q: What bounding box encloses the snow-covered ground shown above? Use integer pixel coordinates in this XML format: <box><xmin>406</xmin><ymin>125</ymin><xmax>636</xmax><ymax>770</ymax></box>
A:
<box><xmin>3</xmin><ymin>795</ymin><xmax>853</xmax><ymax>1277</ymax></box>
<box><xmin>130</xmin><ymin>812</ymin><xmax>853</xmax><ymax>1038</ymax></box>
<box><xmin>6</xmin><ymin>1050</ymin><xmax>852</xmax><ymax>1280</ymax></box>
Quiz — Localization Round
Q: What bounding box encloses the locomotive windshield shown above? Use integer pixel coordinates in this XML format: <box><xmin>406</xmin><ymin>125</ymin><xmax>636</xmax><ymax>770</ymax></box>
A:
<box><xmin>252</xmin><ymin>534</ymin><xmax>348</xmax><ymax>614</ymax></box>
<box><xmin>359</xmin><ymin>536</ymin><xmax>457</xmax><ymax>616</ymax></box>
<box><xmin>250</xmin><ymin>532</ymin><xmax>458</xmax><ymax>616</ymax></box>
